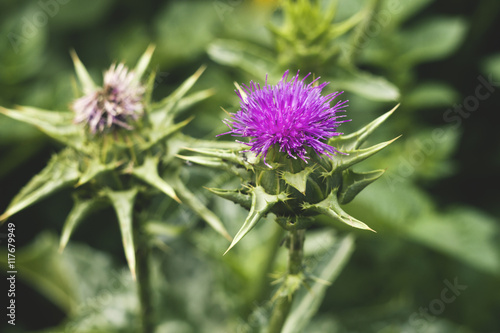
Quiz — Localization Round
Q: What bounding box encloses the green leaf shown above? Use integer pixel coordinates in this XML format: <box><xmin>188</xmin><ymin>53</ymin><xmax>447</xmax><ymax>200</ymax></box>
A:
<box><xmin>224</xmin><ymin>186</ymin><xmax>288</xmax><ymax>254</ymax></box>
<box><xmin>329</xmin><ymin>105</ymin><xmax>398</xmax><ymax>150</ymax></box>
<box><xmin>338</xmin><ymin>169</ymin><xmax>385</xmax><ymax>204</ymax></box>
<box><xmin>59</xmin><ymin>196</ymin><xmax>104</xmax><ymax>253</ymax></box>
<box><xmin>144</xmin><ymin>116</ymin><xmax>193</xmax><ymax>150</ymax></box>
<box><xmin>345</xmin><ymin>181</ymin><xmax>500</xmax><ymax>275</ymax></box>
<box><xmin>151</xmin><ymin>66</ymin><xmax>207</xmax><ymax>122</ymax></box>
<box><xmin>207</xmin><ymin>39</ymin><xmax>274</xmax><ymax>78</ymax></box>
<box><xmin>405</xmin><ymin>82</ymin><xmax>459</xmax><ymax>109</ymax></box>
<box><xmin>133</xmin><ymin>44</ymin><xmax>156</xmax><ymax>82</ymax></box>
<box><xmin>329</xmin><ymin>69</ymin><xmax>400</xmax><ymax>101</ymax></box>
<box><xmin>329</xmin><ymin>8</ymin><xmax>365</xmax><ymax>39</ymax></box>
<box><xmin>282</xmin><ymin>167</ymin><xmax>315</xmax><ymax>194</ymax></box>
<box><xmin>132</xmin><ymin>155</ymin><xmax>180</xmax><ymax>203</ymax></box>
<box><xmin>0</xmin><ymin>233</ymin><xmax>79</xmax><ymax>313</ymax></box>
<box><xmin>303</xmin><ymin>190</ymin><xmax>374</xmax><ymax>231</ymax></box>
<box><xmin>282</xmin><ymin>234</ymin><xmax>355</xmax><ymax>333</ymax></box>
<box><xmin>76</xmin><ymin>158</ymin><xmax>118</xmax><ymax>187</ymax></box>
<box><xmin>482</xmin><ymin>53</ymin><xmax>500</xmax><ymax>82</ymax></box>
<box><xmin>0</xmin><ymin>106</ymin><xmax>86</xmax><ymax>152</ymax></box>
<box><xmin>399</xmin><ymin>17</ymin><xmax>467</xmax><ymax>65</ymax></box>
<box><xmin>70</xmin><ymin>49</ymin><xmax>97</xmax><ymax>94</ymax></box>
<box><xmin>105</xmin><ymin>188</ymin><xmax>139</xmax><ymax>279</ymax></box>
<box><xmin>382</xmin><ymin>0</ymin><xmax>433</xmax><ymax>26</ymax></box>
<box><xmin>207</xmin><ymin>187</ymin><xmax>252</xmax><ymax>210</ymax></box>
<box><xmin>407</xmin><ymin>208</ymin><xmax>500</xmax><ymax>276</ymax></box>
<box><xmin>0</xmin><ymin>149</ymin><xmax>80</xmax><ymax>222</ymax></box>
<box><xmin>167</xmin><ymin>176</ymin><xmax>232</xmax><ymax>241</ymax></box>
<box><xmin>330</xmin><ymin>137</ymin><xmax>399</xmax><ymax>172</ymax></box>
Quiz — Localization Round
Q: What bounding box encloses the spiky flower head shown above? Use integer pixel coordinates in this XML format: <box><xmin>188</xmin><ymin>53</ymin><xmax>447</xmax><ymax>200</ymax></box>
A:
<box><xmin>220</xmin><ymin>70</ymin><xmax>348</xmax><ymax>166</ymax></box>
<box><xmin>72</xmin><ymin>63</ymin><xmax>145</xmax><ymax>133</ymax></box>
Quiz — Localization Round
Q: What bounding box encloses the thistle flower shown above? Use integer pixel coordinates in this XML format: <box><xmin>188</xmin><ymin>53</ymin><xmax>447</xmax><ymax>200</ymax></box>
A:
<box><xmin>72</xmin><ymin>63</ymin><xmax>145</xmax><ymax>133</ymax></box>
<box><xmin>220</xmin><ymin>70</ymin><xmax>348</xmax><ymax>166</ymax></box>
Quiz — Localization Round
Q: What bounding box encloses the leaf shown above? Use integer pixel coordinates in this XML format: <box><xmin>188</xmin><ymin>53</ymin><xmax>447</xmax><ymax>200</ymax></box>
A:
<box><xmin>70</xmin><ymin>49</ymin><xmax>97</xmax><ymax>94</ymax></box>
<box><xmin>382</xmin><ymin>0</ymin><xmax>433</xmax><ymax>26</ymax></box>
<box><xmin>329</xmin><ymin>69</ymin><xmax>400</xmax><ymax>101</ymax></box>
<box><xmin>133</xmin><ymin>44</ymin><xmax>156</xmax><ymax>81</ymax></box>
<box><xmin>144</xmin><ymin>116</ymin><xmax>193</xmax><ymax>150</ymax></box>
<box><xmin>59</xmin><ymin>196</ymin><xmax>104</xmax><ymax>253</ymax></box>
<box><xmin>329</xmin><ymin>105</ymin><xmax>398</xmax><ymax>151</ymax></box>
<box><xmin>282</xmin><ymin>167</ymin><xmax>315</xmax><ymax>194</ymax></box>
<box><xmin>167</xmin><ymin>176</ymin><xmax>232</xmax><ymax>241</ymax></box>
<box><xmin>346</xmin><ymin>181</ymin><xmax>500</xmax><ymax>276</ymax></box>
<box><xmin>0</xmin><ymin>106</ymin><xmax>86</xmax><ymax>152</ymax></box>
<box><xmin>151</xmin><ymin>66</ymin><xmax>207</xmax><ymax>120</ymax></box>
<box><xmin>303</xmin><ymin>190</ymin><xmax>374</xmax><ymax>231</ymax></box>
<box><xmin>282</xmin><ymin>234</ymin><xmax>355</xmax><ymax>333</ymax></box>
<box><xmin>329</xmin><ymin>137</ymin><xmax>399</xmax><ymax>173</ymax></box>
<box><xmin>406</xmin><ymin>208</ymin><xmax>500</xmax><ymax>276</ymax></box>
<box><xmin>131</xmin><ymin>155</ymin><xmax>180</xmax><ymax>203</ymax></box>
<box><xmin>0</xmin><ymin>149</ymin><xmax>80</xmax><ymax>222</ymax></box>
<box><xmin>405</xmin><ymin>82</ymin><xmax>459</xmax><ymax>109</ymax></box>
<box><xmin>105</xmin><ymin>188</ymin><xmax>139</xmax><ymax>279</ymax></box>
<box><xmin>224</xmin><ymin>186</ymin><xmax>288</xmax><ymax>254</ymax></box>
<box><xmin>207</xmin><ymin>187</ymin><xmax>252</xmax><ymax>210</ymax></box>
<box><xmin>482</xmin><ymin>53</ymin><xmax>500</xmax><ymax>81</ymax></box>
<box><xmin>207</xmin><ymin>39</ymin><xmax>274</xmax><ymax>78</ymax></box>
<box><xmin>338</xmin><ymin>169</ymin><xmax>385</xmax><ymax>204</ymax></box>
<box><xmin>0</xmin><ymin>233</ymin><xmax>79</xmax><ymax>313</ymax></box>
<box><xmin>399</xmin><ymin>17</ymin><xmax>467</xmax><ymax>65</ymax></box>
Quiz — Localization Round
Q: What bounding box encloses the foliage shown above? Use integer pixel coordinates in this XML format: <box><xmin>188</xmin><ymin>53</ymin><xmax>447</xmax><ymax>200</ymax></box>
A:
<box><xmin>0</xmin><ymin>0</ymin><xmax>499</xmax><ymax>332</ymax></box>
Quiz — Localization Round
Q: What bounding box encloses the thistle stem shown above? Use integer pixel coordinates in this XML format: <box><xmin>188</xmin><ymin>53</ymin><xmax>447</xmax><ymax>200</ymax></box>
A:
<box><xmin>267</xmin><ymin>229</ymin><xmax>305</xmax><ymax>333</ymax></box>
<box><xmin>134</xmin><ymin>218</ymin><xmax>154</xmax><ymax>333</ymax></box>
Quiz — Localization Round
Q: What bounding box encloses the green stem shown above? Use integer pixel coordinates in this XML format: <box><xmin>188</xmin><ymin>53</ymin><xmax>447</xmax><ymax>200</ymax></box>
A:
<box><xmin>134</xmin><ymin>218</ymin><xmax>154</xmax><ymax>333</ymax></box>
<box><xmin>267</xmin><ymin>229</ymin><xmax>305</xmax><ymax>333</ymax></box>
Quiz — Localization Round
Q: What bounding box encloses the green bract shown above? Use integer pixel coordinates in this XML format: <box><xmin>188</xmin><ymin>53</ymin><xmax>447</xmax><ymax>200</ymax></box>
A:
<box><xmin>179</xmin><ymin>105</ymin><xmax>399</xmax><ymax>253</ymax></box>
<box><xmin>0</xmin><ymin>46</ymin><xmax>232</xmax><ymax>277</ymax></box>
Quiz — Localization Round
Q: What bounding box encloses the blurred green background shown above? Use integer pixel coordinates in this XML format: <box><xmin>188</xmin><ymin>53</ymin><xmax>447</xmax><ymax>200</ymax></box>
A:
<box><xmin>1</xmin><ymin>0</ymin><xmax>499</xmax><ymax>332</ymax></box>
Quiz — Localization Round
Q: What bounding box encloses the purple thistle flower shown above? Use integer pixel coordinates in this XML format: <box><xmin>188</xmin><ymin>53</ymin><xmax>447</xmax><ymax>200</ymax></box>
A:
<box><xmin>220</xmin><ymin>70</ymin><xmax>349</xmax><ymax>166</ymax></box>
<box><xmin>72</xmin><ymin>63</ymin><xmax>145</xmax><ymax>133</ymax></box>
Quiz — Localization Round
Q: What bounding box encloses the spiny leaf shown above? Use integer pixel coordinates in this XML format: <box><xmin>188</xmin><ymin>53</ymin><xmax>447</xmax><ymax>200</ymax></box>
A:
<box><xmin>152</xmin><ymin>66</ymin><xmax>207</xmax><ymax>120</ymax></box>
<box><xmin>338</xmin><ymin>169</ymin><xmax>385</xmax><ymax>204</ymax></box>
<box><xmin>59</xmin><ymin>196</ymin><xmax>103</xmax><ymax>253</ymax></box>
<box><xmin>167</xmin><ymin>177</ymin><xmax>232</xmax><ymax>241</ymax></box>
<box><xmin>207</xmin><ymin>187</ymin><xmax>252</xmax><ymax>210</ymax></box>
<box><xmin>330</xmin><ymin>136</ymin><xmax>399</xmax><ymax>173</ymax></box>
<box><xmin>329</xmin><ymin>105</ymin><xmax>398</xmax><ymax>151</ymax></box>
<box><xmin>303</xmin><ymin>190</ymin><xmax>374</xmax><ymax>231</ymax></box>
<box><xmin>145</xmin><ymin>116</ymin><xmax>193</xmax><ymax>149</ymax></box>
<box><xmin>0</xmin><ymin>106</ymin><xmax>86</xmax><ymax>152</ymax></box>
<box><xmin>133</xmin><ymin>44</ymin><xmax>156</xmax><ymax>82</ymax></box>
<box><xmin>224</xmin><ymin>186</ymin><xmax>288</xmax><ymax>255</ymax></box>
<box><xmin>70</xmin><ymin>49</ymin><xmax>97</xmax><ymax>94</ymax></box>
<box><xmin>181</xmin><ymin>147</ymin><xmax>249</xmax><ymax>167</ymax></box>
<box><xmin>282</xmin><ymin>167</ymin><xmax>315</xmax><ymax>194</ymax></box>
<box><xmin>105</xmin><ymin>188</ymin><xmax>139</xmax><ymax>279</ymax></box>
<box><xmin>0</xmin><ymin>149</ymin><xmax>80</xmax><ymax>223</ymax></box>
<box><xmin>77</xmin><ymin>159</ymin><xmax>119</xmax><ymax>187</ymax></box>
<box><xmin>131</xmin><ymin>155</ymin><xmax>180</xmax><ymax>203</ymax></box>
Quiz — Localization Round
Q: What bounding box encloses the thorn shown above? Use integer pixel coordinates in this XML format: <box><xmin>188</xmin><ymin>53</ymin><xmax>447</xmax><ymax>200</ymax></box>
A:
<box><xmin>220</xmin><ymin>106</ymin><xmax>232</xmax><ymax>116</ymax></box>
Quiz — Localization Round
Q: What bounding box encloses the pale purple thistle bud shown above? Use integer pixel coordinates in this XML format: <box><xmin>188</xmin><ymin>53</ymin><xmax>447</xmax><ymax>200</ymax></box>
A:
<box><xmin>220</xmin><ymin>70</ymin><xmax>349</xmax><ymax>166</ymax></box>
<box><xmin>72</xmin><ymin>63</ymin><xmax>145</xmax><ymax>133</ymax></box>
